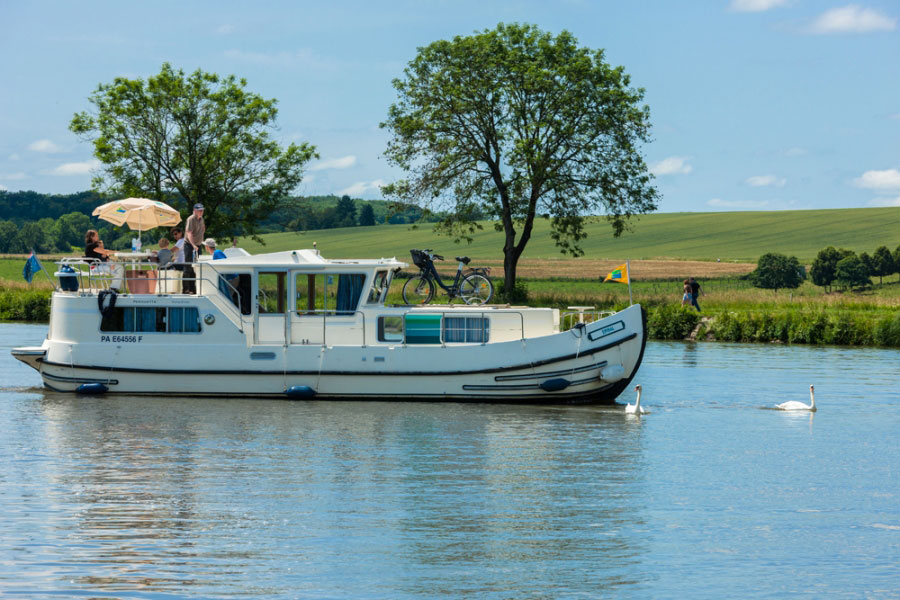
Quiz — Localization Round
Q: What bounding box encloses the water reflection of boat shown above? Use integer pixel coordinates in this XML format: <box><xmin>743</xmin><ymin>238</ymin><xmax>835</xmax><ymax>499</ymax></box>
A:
<box><xmin>11</xmin><ymin>249</ymin><xmax>646</xmax><ymax>403</ymax></box>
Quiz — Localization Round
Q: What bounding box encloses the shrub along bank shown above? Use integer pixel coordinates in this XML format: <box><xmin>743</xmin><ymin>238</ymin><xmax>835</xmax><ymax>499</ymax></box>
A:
<box><xmin>0</xmin><ymin>288</ymin><xmax>52</xmax><ymax>322</ymax></box>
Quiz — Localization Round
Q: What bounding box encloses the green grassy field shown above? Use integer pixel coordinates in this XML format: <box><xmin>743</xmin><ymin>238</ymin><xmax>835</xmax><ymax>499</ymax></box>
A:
<box><xmin>239</xmin><ymin>206</ymin><xmax>900</xmax><ymax>263</ymax></box>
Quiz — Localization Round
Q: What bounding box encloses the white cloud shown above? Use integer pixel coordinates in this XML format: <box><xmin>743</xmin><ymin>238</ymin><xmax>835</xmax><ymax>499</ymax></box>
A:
<box><xmin>50</xmin><ymin>160</ymin><xmax>100</xmax><ymax>176</ymax></box>
<box><xmin>783</xmin><ymin>147</ymin><xmax>807</xmax><ymax>157</ymax></box>
<box><xmin>8</xmin><ymin>153</ymin><xmax>21</xmax><ymax>161</ymax></box>
<box><xmin>338</xmin><ymin>179</ymin><xmax>386</xmax><ymax>197</ymax></box>
<box><xmin>309</xmin><ymin>155</ymin><xmax>357</xmax><ymax>172</ymax></box>
<box><xmin>730</xmin><ymin>0</ymin><xmax>788</xmax><ymax>13</ymax></box>
<box><xmin>28</xmin><ymin>139</ymin><xmax>62</xmax><ymax>153</ymax></box>
<box><xmin>808</xmin><ymin>5</ymin><xmax>896</xmax><ymax>34</ymax></box>
<box><xmin>853</xmin><ymin>168</ymin><xmax>900</xmax><ymax>190</ymax></box>
<box><xmin>650</xmin><ymin>156</ymin><xmax>693</xmax><ymax>176</ymax></box>
<box><xmin>866</xmin><ymin>195</ymin><xmax>900</xmax><ymax>207</ymax></box>
<box><xmin>745</xmin><ymin>174</ymin><xmax>786</xmax><ymax>187</ymax></box>
<box><xmin>217</xmin><ymin>24</ymin><xmax>235</xmax><ymax>35</ymax></box>
<box><xmin>707</xmin><ymin>197</ymin><xmax>771</xmax><ymax>209</ymax></box>
<box><xmin>0</xmin><ymin>172</ymin><xmax>27</xmax><ymax>180</ymax></box>
<box><xmin>0</xmin><ymin>184</ymin><xmax>6</xmax><ymax>191</ymax></box>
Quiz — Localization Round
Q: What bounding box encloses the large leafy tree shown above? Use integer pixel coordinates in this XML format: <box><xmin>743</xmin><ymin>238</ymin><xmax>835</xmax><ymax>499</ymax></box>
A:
<box><xmin>70</xmin><ymin>63</ymin><xmax>318</xmax><ymax>239</ymax></box>
<box><xmin>750</xmin><ymin>252</ymin><xmax>805</xmax><ymax>293</ymax></box>
<box><xmin>381</xmin><ymin>23</ymin><xmax>658</xmax><ymax>291</ymax></box>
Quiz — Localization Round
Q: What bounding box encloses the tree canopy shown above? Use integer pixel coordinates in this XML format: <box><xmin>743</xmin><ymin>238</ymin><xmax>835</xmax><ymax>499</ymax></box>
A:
<box><xmin>381</xmin><ymin>23</ymin><xmax>658</xmax><ymax>290</ymax></box>
<box><xmin>871</xmin><ymin>245</ymin><xmax>895</xmax><ymax>285</ymax></box>
<box><xmin>750</xmin><ymin>252</ymin><xmax>805</xmax><ymax>292</ymax></box>
<box><xmin>835</xmin><ymin>255</ymin><xmax>871</xmax><ymax>290</ymax></box>
<box><xmin>810</xmin><ymin>246</ymin><xmax>853</xmax><ymax>292</ymax></box>
<box><xmin>70</xmin><ymin>63</ymin><xmax>318</xmax><ymax>239</ymax></box>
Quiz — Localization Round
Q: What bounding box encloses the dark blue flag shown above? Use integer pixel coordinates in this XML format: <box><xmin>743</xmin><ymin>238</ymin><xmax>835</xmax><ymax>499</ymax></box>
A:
<box><xmin>23</xmin><ymin>251</ymin><xmax>42</xmax><ymax>283</ymax></box>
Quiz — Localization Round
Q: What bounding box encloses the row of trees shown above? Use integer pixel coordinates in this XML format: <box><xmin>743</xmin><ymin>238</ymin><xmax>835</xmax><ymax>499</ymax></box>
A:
<box><xmin>750</xmin><ymin>245</ymin><xmax>900</xmax><ymax>294</ymax></box>
<box><xmin>0</xmin><ymin>191</ymin><xmax>452</xmax><ymax>254</ymax></box>
<box><xmin>810</xmin><ymin>245</ymin><xmax>900</xmax><ymax>291</ymax></box>
<box><xmin>0</xmin><ymin>212</ymin><xmax>137</xmax><ymax>254</ymax></box>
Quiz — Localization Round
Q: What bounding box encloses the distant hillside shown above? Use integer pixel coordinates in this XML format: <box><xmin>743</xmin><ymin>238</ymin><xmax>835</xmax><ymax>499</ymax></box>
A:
<box><xmin>240</xmin><ymin>207</ymin><xmax>900</xmax><ymax>263</ymax></box>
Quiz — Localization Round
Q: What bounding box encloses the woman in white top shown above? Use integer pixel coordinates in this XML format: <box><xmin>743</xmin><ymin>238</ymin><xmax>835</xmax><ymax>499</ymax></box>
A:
<box><xmin>171</xmin><ymin>228</ymin><xmax>185</xmax><ymax>264</ymax></box>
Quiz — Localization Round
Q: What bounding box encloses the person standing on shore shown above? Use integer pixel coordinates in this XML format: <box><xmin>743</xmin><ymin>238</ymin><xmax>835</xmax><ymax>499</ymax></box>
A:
<box><xmin>690</xmin><ymin>277</ymin><xmax>703</xmax><ymax>312</ymax></box>
<box><xmin>183</xmin><ymin>204</ymin><xmax>205</xmax><ymax>294</ymax></box>
<box><xmin>681</xmin><ymin>279</ymin><xmax>691</xmax><ymax>307</ymax></box>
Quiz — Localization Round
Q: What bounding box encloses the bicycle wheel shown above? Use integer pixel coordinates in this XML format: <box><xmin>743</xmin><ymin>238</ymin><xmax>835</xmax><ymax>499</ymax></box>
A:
<box><xmin>402</xmin><ymin>274</ymin><xmax>435</xmax><ymax>304</ymax></box>
<box><xmin>459</xmin><ymin>273</ymin><xmax>494</xmax><ymax>305</ymax></box>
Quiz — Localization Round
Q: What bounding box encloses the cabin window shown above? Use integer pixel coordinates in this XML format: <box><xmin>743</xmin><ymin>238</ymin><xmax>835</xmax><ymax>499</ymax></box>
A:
<box><xmin>404</xmin><ymin>314</ymin><xmax>441</xmax><ymax>344</ymax></box>
<box><xmin>168</xmin><ymin>307</ymin><xmax>201</xmax><ymax>333</ymax></box>
<box><xmin>367</xmin><ymin>270</ymin><xmax>390</xmax><ymax>305</ymax></box>
<box><xmin>100</xmin><ymin>307</ymin><xmax>200</xmax><ymax>333</ymax></box>
<box><xmin>378</xmin><ymin>316</ymin><xmax>404</xmax><ymax>342</ymax></box>
<box><xmin>257</xmin><ymin>272</ymin><xmax>286</xmax><ymax>314</ymax></box>
<box><xmin>136</xmin><ymin>307</ymin><xmax>167</xmax><ymax>332</ymax></box>
<box><xmin>295</xmin><ymin>272</ymin><xmax>366</xmax><ymax>315</ymax></box>
<box><xmin>443</xmin><ymin>317</ymin><xmax>490</xmax><ymax>343</ymax></box>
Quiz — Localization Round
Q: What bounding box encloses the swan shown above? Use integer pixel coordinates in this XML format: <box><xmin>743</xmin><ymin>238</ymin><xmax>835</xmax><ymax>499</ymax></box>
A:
<box><xmin>776</xmin><ymin>385</ymin><xmax>817</xmax><ymax>412</ymax></box>
<box><xmin>626</xmin><ymin>384</ymin><xmax>646</xmax><ymax>414</ymax></box>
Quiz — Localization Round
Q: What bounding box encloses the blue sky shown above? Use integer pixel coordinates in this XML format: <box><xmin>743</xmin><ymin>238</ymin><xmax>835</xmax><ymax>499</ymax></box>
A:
<box><xmin>1</xmin><ymin>0</ymin><xmax>898</xmax><ymax>213</ymax></box>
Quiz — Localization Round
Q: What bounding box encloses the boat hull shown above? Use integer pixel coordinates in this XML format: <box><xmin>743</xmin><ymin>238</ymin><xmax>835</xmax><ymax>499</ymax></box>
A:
<box><xmin>17</xmin><ymin>305</ymin><xmax>647</xmax><ymax>404</ymax></box>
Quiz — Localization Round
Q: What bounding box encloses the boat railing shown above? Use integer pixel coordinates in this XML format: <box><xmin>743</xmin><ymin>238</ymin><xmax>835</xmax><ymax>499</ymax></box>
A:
<box><xmin>54</xmin><ymin>257</ymin><xmax>251</xmax><ymax>331</ymax></box>
<box><xmin>562</xmin><ymin>306</ymin><xmax>615</xmax><ymax>330</ymax></box>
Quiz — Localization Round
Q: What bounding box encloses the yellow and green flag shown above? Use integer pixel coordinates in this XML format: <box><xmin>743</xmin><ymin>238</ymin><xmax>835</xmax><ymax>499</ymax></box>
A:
<box><xmin>603</xmin><ymin>263</ymin><xmax>629</xmax><ymax>284</ymax></box>
<box><xmin>603</xmin><ymin>261</ymin><xmax>633</xmax><ymax>305</ymax></box>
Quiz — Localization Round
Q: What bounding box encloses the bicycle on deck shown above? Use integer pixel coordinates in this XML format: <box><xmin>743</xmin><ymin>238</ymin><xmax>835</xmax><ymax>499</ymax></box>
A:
<box><xmin>402</xmin><ymin>249</ymin><xmax>494</xmax><ymax>305</ymax></box>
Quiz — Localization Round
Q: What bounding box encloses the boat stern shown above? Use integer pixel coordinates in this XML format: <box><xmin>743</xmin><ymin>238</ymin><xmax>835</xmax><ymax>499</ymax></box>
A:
<box><xmin>11</xmin><ymin>346</ymin><xmax>46</xmax><ymax>372</ymax></box>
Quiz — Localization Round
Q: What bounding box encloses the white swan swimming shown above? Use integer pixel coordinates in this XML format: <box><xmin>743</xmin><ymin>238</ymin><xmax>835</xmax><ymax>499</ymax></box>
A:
<box><xmin>776</xmin><ymin>385</ymin><xmax>817</xmax><ymax>412</ymax></box>
<box><xmin>626</xmin><ymin>384</ymin><xmax>646</xmax><ymax>414</ymax></box>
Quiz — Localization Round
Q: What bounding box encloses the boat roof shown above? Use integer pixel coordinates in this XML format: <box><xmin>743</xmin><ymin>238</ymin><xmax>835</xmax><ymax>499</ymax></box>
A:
<box><xmin>206</xmin><ymin>249</ymin><xmax>407</xmax><ymax>270</ymax></box>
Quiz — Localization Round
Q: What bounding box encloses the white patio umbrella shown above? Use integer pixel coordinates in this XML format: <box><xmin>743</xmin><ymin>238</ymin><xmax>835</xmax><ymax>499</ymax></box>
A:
<box><xmin>92</xmin><ymin>198</ymin><xmax>183</xmax><ymax>244</ymax></box>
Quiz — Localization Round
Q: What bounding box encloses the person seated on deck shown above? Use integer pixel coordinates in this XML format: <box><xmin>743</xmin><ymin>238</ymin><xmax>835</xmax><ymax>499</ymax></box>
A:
<box><xmin>205</xmin><ymin>238</ymin><xmax>227</xmax><ymax>260</ymax></box>
<box><xmin>154</xmin><ymin>237</ymin><xmax>174</xmax><ymax>269</ymax></box>
<box><xmin>84</xmin><ymin>229</ymin><xmax>124</xmax><ymax>291</ymax></box>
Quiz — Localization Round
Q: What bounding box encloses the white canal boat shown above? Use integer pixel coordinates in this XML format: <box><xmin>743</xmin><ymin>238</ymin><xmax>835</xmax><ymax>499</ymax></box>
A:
<box><xmin>12</xmin><ymin>249</ymin><xmax>646</xmax><ymax>403</ymax></box>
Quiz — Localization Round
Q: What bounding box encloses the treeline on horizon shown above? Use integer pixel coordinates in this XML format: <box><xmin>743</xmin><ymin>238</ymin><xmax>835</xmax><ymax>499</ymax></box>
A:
<box><xmin>0</xmin><ymin>190</ymin><xmax>445</xmax><ymax>253</ymax></box>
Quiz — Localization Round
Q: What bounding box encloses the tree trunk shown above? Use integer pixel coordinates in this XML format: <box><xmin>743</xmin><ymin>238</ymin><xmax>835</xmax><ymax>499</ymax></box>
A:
<box><xmin>503</xmin><ymin>250</ymin><xmax>519</xmax><ymax>298</ymax></box>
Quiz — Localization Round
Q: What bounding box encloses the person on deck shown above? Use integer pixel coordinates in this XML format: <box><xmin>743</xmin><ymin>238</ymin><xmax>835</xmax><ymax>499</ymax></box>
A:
<box><xmin>182</xmin><ymin>204</ymin><xmax>205</xmax><ymax>294</ymax></box>
<box><xmin>84</xmin><ymin>229</ymin><xmax>124</xmax><ymax>291</ymax></box>
<box><xmin>154</xmin><ymin>237</ymin><xmax>173</xmax><ymax>268</ymax></box>
<box><xmin>205</xmin><ymin>238</ymin><xmax>226</xmax><ymax>260</ymax></box>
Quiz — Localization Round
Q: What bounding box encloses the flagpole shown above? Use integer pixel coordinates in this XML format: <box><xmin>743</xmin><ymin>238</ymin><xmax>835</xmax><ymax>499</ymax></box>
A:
<box><xmin>35</xmin><ymin>253</ymin><xmax>57</xmax><ymax>289</ymax></box>
<box><xmin>627</xmin><ymin>260</ymin><xmax>633</xmax><ymax>306</ymax></box>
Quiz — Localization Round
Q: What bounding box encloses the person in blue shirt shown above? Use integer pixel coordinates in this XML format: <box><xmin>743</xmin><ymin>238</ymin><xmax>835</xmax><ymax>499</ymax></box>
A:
<box><xmin>204</xmin><ymin>238</ymin><xmax>227</xmax><ymax>260</ymax></box>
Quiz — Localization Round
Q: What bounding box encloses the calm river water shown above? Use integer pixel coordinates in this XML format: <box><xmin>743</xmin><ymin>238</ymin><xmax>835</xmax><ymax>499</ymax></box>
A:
<box><xmin>1</xmin><ymin>323</ymin><xmax>897</xmax><ymax>599</ymax></box>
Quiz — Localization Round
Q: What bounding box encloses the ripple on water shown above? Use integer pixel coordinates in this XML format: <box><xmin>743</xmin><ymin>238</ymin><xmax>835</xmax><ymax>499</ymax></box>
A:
<box><xmin>1</xmin><ymin>325</ymin><xmax>898</xmax><ymax>598</ymax></box>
